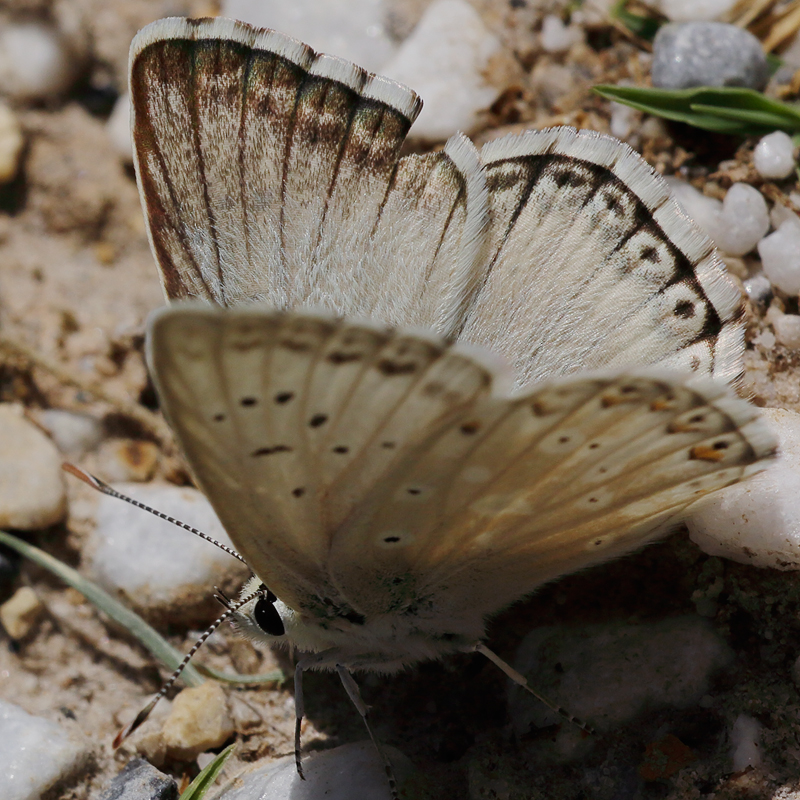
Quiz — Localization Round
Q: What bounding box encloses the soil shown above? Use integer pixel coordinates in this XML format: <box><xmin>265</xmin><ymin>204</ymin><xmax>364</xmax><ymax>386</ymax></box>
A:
<box><xmin>1</xmin><ymin>1</ymin><xmax>800</xmax><ymax>799</ymax></box>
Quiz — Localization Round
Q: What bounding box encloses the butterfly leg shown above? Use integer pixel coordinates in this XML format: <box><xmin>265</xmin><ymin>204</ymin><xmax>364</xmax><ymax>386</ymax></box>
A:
<box><xmin>337</xmin><ymin>665</ymin><xmax>398</xmax><ymax>800</ymax></box>
<box><xmin>474</xmin><ymin>643</ymin><xmax>594</xmax><ymax>734</ymax></box>
<box><xmin>293</xmin><ymin>660</ymin><xmax>306</xmax><ymax>780</ymax></box>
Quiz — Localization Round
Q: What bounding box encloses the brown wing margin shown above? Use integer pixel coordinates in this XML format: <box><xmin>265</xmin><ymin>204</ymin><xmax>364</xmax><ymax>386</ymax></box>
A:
<box><xmin>129</xmin><ymin>17</ymin><xmax>421</xmax><ymax>306</ymax></box>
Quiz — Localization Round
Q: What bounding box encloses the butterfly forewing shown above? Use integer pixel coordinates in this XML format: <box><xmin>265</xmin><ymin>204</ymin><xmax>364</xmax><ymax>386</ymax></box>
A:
<box><xmin>131</xmin><ymin>18</ymin><xmax>488</xmax><ymax>334</ymax></box>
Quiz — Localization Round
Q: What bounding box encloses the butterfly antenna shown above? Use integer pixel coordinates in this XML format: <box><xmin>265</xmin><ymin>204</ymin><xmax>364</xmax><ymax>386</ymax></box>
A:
<box><xmin>63</xmin><ymin>463</ymin><xmax>248</xmax><ymax>565</ymax></box>
<box><xmin>475</xmin><ymin>643</ymin><xmax>595</xmax><ymax>736</ymax></box>
<box><xmin>113</xmin><ymin>585</ymin><xmax>266</xmax><ymax>748</ymax></box>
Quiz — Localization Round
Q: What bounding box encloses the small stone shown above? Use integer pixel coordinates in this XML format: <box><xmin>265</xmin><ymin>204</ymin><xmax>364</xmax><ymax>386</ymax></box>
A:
<box><xmin>753</xmin><ymin>131</ymin><xmax>796</xmax><ymax>180</ymax></box>
<box><xmin>666</xmin><ymin>178</ymin><xmax>724</xmax><ymax>245</ymax></box>
<box><xmin>382</xmin><ymin>0</ymin><xmax>505</xmax><ymax>140</ymax></box>
<box><xmin>743</xmin><ymin>273</ymin><xmax>772</xmax><ymax>305</ymax></box>
<box><xmin>84</xmin><ymin>482</ymin><xmax>247</xmax><ymax>624</ymax></box>
<box><xmin>508</xmin><ymin>617</ymin><xmax>733</xmax><ymax>760</ymax></box>
<box><xmin>215</xmin><ymin>741</ymin><xmax>412</xmax><ymax>800</ymax></box>
<box><xmin>773</xmin><ymin>312</ymin><xmax>800</xmax><ymax>349</ymax></box>
<box><xmin>652</xmin><ymin>22</ymin><xmax>769</xmax><ymax>91</ymax></box>
<box><xmin>0</xmin><ymin>101</ymin><xmax>22</xmax><ymax>183</ymax></box>
<box><xmin>161</xmin><ymin>683</ymin><xmax>234</xmax><ymax>761</ymax></box>
<box><xmin>651</xmin><ymin>0</ymin><xmax>736</xmax><ymax>22</ymax></box>
<box><xmin>95</xmin><ymin>439</ymin><xmax>159</xmax><ymax>482</ymax></box>
<box><xmin>0</xmin><ymin>404</ymin><xmax>66</xmax><ymax>530</ymax></box>
<box><xmin>97</xmin><ymin>758</ymin><xmax>177</xmax><ymax>800</ymax></box>
<box><xmin>0</xmin><ymin>20</ymin><xmax>81</xmax><ymax>101</ymax></box>
<box><xmin>715</xmin><ymin>183</ymin><xmax>770</xmax><ymax>257</ymax></box>
<box><xmin>0</xmin><ymin>586</ymin><xmax>44</xmax><ymax>640</ymax></box>
<box><xmin>731</xmin><ymin>715</ymin><xmax>762</xmax><ymax>771</ymax></box>
<box><xmin>37</xmin><ymin>409</ymin><xmax>104</xmax><ymax>457</ymax></box>
<box><xmin>758</xmin><ymin>220</ymin><xmax>800</xmax><ymax>295</ymax></box>
<box><xmin>609</xmin><ymin>101</ymin><xmax>636</xmax><ymax>140</ymax></box>
<box><xmin>0</xmin><ymin>699</ymin><xmax>91</xmax><ymax>800</ymax></box>
<box><xmin>107</xmin><ymin>92</ymin><xmax>133</xmax><ymax>163</ymax></box>
<box><xmin>539</xmin><ymin>15</ymin><xmax>583</xmax><ymax>54</ymax></box>
<box><xmin>687</xmin><ymin>407</ymin><xmax>800</xmax><ymax>569</ymax></box>
<box><xmin>769</xmin><ymin>198</ymin><xmax>800</xmax><ymax>232</ymax></box>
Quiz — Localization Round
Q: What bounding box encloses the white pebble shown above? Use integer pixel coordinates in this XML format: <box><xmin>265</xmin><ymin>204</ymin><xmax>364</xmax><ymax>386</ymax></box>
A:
<box><xmin>715</xmin><ymin>183</ymin><xmax>770</xmax><ymax>256</ymax></box>
<box><xmin>744</xmin><ymin>273</ymin><xmax>772</xmax><ymax>304</ymax></box>
<box><xmin>84</xmin><ymin>483</ymin><xmax>246</xmax><ymax>620</ymax></box>
<box><xmin>106</xmin><ymin>92</ymin><xmax>132</xmax><ymax>163</ymax></box>
<box><xmin>540</xmin><ymin>15</ymin><xmax>583</xmax><ymax>54</ymax></box>
<box><xmin>0</xmin><ymin>101</ymin><xmax>22</xmax><ymax>182</ymax></box>
<box><xmin>0</xmin><ymin>700</ymin><xmax>91</xmax><ymax>800</ymax></box>
<box><xmin>758</xmin><ymin>219</ymin><xmax>800</xmax><ymax>295</ymax></box>
<box><xmin>666</xmin><ymin>178</ymin><xmax>725</xmax><ymax>244</ymax></box>
<box><xmin>222</xmin><ymin>0</ymin><xmax>396</xmax><ymax>73</ymax></box>
<box><xmin>651</xmin><ymin>0</ymin><xmax>736</xmax><ymax>22</ymax></box>
<box><xmin>215</xmin><ymin>741</ymin><xmax>411</xmax><ymax>800</ymax></box>
<box><xmin>0</xmin><ymin>20</ymin><xmax>80</xmax><ymax>101</ymax></box>
<box><xmin>754</xmin><ymin>328</ymin><xmax>776</xmax><ymax>350</ymax></box>
<box><xmin>37</xmin><ymin>409</ymin><xmax>104</xmax><ymax>457</ymax></box>
<box><xmin>731</xmin><ymin>715</ymin><xmax>762</xmax><ymax>771</ymax></box>
<box><xmin>687</xmin><ymin>407</ymin><xmax>800</xmax><ymax>569</ymax></box>
<box><xmin>769</xmin><ymin>199</ymin><xmax>800</xmax><ymax>232</ymax></box>
<box><xmin>753</xmin><ymin>131</ymin><xmax>795</xmax><ymax>180</ymax></box>
<box><xmin>773</xmin><ymin>312</ymin><xmax>800</xmax><ymax>349</ymax></box>
<box><xmin>0</xmin><ymin>404</ymin><xmax>66</xmax><ymax>529</ymax></box>
<box><xmin>382</xmin><ymin>0</ymin><xmax>503</xmax><ymax>140</ymax></box>
<box><xmin>609</xmin><ymin>102</ymin><xmax>636</xmax><ymax>140</ymax></box>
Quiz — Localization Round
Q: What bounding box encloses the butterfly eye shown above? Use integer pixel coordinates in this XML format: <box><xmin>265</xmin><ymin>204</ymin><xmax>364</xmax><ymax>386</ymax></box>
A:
<box><xmin>254</xmin><ymin>595</ymin><xmax>285</xmax><ymax>637</ymax></box>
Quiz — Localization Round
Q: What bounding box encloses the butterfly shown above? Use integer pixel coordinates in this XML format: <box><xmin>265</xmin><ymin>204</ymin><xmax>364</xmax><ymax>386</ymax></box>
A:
<box><xmin>127</xmin><ymin>15</ymin><xmax>776</xmax><ymax>797</ymax></box>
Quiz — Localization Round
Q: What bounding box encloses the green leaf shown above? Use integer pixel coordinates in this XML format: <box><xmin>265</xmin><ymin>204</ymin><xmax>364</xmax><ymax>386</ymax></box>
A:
<box><xmin>179</xmin><ymin>744</ymin><xmax>236</xmax><ymax>800</ymax></box>
<box><xmin>0</xmin><ymin>530</ymin><xmax>283</xmax><ymax>686</ymax></box>
<box><xmin>611</xmin><ymin>0</ymin><xmax>662</xmax><ymax>41</ymax></box>
<box><xmin>593</xmin><ymin>84</ymin><xmax>800</xmax><ymax>136</ymax></box>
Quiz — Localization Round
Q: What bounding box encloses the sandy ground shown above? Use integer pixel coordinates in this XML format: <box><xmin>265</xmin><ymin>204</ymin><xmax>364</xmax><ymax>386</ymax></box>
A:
<box><xmin>1</xmin><ymin>1</ymin><xmax>800</xmax><ymax>799</ymax></box>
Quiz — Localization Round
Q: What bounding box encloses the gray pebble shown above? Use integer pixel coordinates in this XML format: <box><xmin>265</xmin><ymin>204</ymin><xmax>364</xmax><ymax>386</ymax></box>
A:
<box><xmin>96</xmin><ymin>758</ymin><xmax>177</xmax><ymax>800</ymax></box>
<box><xmin>652</xmin><ymin>22</ymin><xmax>769</xmax><ymax>91</ymax></box>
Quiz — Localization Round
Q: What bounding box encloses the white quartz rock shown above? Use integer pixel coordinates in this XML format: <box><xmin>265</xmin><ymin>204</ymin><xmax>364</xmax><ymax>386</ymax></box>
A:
<box><xmin>381</xmin><ymin>0</ymin><xmax>503</xmax><ymax>141</ymax></box>
<box><xmin>715</xmin><ymin>183</ymin><xmax>770</xmax><ymax>257</ymax></box>
<box><xmin>83</xmin><ymin>482</ymin><xmax>246</xmax><ymax>620</ymax></box>
<box><xmin>215</xmin><ymin>741</ymin><xmax>412</xmax><ymax>799</ymax></box>
<box><xmin>758</xmin><ymin>220</ymin><xmax>800</xmax><ymax>295</ymax></box>
<box><xmin>222</xmin><ymin>0</ymin><xmax>396</xmax><ymax>73</ymax></box>
<box><xmin>106</xmin><ymin>92</ymin><xmax>132</xmax><ymax>163</ymax></box>
<box><xmin>0</xmin><ymin>403</ymin><xmax>66</xmax><ymax>529</ymax></box>
<box><xmin>0</xmin><ymin>700</ymin><xmax>91</xmax><ymax>800</ymax></box>
<box><xmin>687</xmin><ymin>407</ymin><xmax>800</xmax><ymax>570</ymax></box>
<box><xmin>753</xmin><ymin>131</ymin><xmax>795</xmax><ymax>180</ymax></box>
<box><xmin>0</xmin><ymin>20</ymin><xmax>81</xmax><ymax>101</ymax></box>
<box><xmin>665</xmin><ymin>178</ymin><xmax>725</xmax><ymax>244</ymax></box>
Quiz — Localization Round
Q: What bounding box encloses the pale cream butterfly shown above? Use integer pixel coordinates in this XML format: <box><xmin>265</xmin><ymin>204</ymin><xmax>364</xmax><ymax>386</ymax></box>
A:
<box><xmin>124</xmin><ymin>15</ymin><xmax>776</xmax><ymax>798</ymax></box>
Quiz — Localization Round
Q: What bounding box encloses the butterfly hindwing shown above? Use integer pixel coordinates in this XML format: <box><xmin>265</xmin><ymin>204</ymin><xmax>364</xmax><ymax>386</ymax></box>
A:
<box><xmin>148</xmin><ymin>306</ymin><xmax>775</xmax><ymax>620</ymax></box>
<box><xmin>457</xmin><ymin>130</ymin><xmax>744</xmax><ymax>386</ymax></box>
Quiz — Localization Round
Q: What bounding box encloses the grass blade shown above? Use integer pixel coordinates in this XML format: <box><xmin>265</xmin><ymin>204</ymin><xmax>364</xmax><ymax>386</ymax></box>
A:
<box><xmin>0</xmin><ymin>530</ymin><xmax>283</xmax><ymax>686</ymax></box>
<box><xmin>179</xmin><ymin>743</ymin><xmax>236</xmax><ymax>800</ymax></box>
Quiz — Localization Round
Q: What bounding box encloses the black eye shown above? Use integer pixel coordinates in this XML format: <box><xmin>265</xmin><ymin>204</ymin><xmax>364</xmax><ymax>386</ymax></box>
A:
<box><xmin>254</xmin><ymin>596</ymin><xmax>285</xmax><ymax>636</ymax></box>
